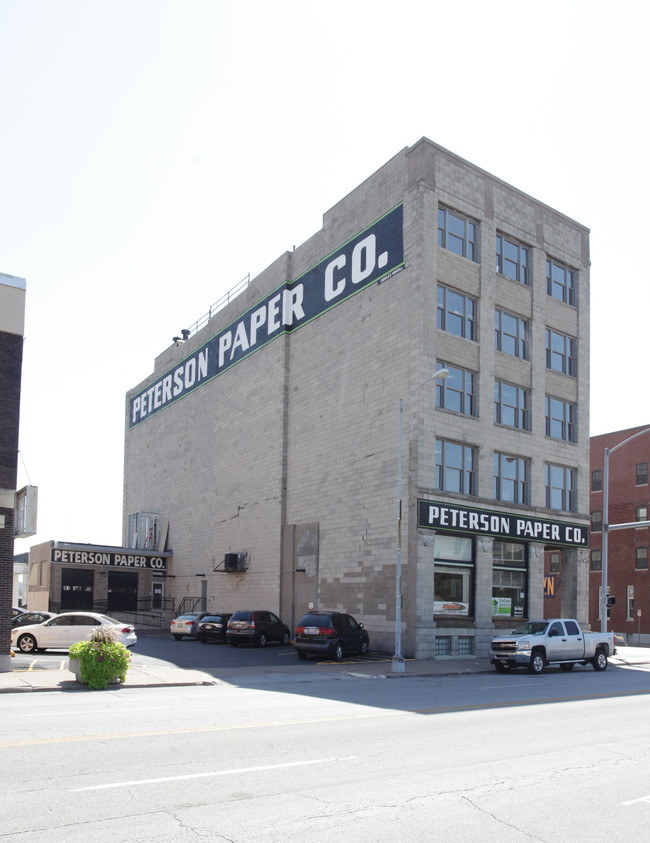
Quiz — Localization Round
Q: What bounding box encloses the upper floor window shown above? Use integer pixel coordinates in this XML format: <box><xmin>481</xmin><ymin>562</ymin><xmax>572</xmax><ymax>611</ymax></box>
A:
<box><xmin>546</xmin><ymin>258</ymin><xmax>576</xmax><ymax>306</ymax></box>
<box><xmin>437</xmin><ymin>284</ymin><xmax>477</xmax><ymax>340</ymax></box>
<box><xmin>436</xmin><ymin>363</ymin><xmax>476</xmax><ymax>416</ymax></box>
<box><xmin>496</xmin><ymin>234</ymin><xmax>529</xmax><ymax>285</ymax></box>
<box><xmin>435</xmin><ymin>439</ymin><xmax>476</xmax><ymax>495</ymax></box>
<box><xmin>494</xmin><ymin>453</ymin><xmax>530</xmax><ymax>504</ymax></box>
<box><xmin>128</xmin><ymin>511</ymin><xmax>162</xmax><ymax>550</ymax></box>
<box><xmin>636</xmin><ymin>505</ymin><xmax>648</xmax><ymax>522</ymax></box>
<box><xmin>591</xmin><ymin>510</ymin><xmax>602</xmax><ymax>532</ymax></box>
<box><xmin>438</xmin><ymin>207</ymin><xmax>478</xmax><ymax>262</ymax></box>
<box><xmin>545</xmin><ymin>396</ymin><xmax>576</xmax><ymax>442</ymax></box>
<box><xmin>636</xmin><ymin>547</ymin><xmax>648</xmax><ymax>570</ymax></box>
<box><xmin>549</xmin><ymin>551</ymin><xmax>561</xmax><ymax>573</ymax></box>
<box><xmin>592</xmin><ymin>469</ymin><xmax>603</xmax><ymax>491</ymax></box>
<box><xmin>545</xmin><ymin>463</ymin><xmax>576</xmax><ymax>512</ymax></box>
<box><xmin>495</xmin><ymin>309</ymin><xmax>529</xmax><ymax>359</ymax></box>
<box><xmin>637</xmin><ymin>463</ymin><xmax>648</xmax><ymax>485</ymax></box>
<box><xmin>546</xmin><ymin>328</ymin><xmax>576</xmax><ymax>376</ymax></box>
<box><xmin>591</xmin><ymin>550</ymin><xmax>602</xmax><ymax>572</ymax></box>
<box><xmin>495</xmin><ymin>381</ymin><xmax>529</xmax><ymax>430</ymax></box>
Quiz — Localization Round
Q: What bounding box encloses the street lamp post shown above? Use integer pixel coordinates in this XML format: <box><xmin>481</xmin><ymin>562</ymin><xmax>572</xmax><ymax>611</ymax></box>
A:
<box><xmin>393</xmin><ymin>368</ymin><xmax>448</xmax><ymax>674</ymax></box>
<box><xmin>601</xmin><ymin>426</ymin><xmax>650</xmax><ymax>633</ymax></box>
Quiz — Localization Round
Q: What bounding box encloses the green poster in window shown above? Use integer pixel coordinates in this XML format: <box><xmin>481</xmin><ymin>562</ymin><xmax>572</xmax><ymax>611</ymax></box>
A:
<box><xmin>492</xmin><ymin>597</ymin><xmax>512</xmax><ymax>617</ymax></box>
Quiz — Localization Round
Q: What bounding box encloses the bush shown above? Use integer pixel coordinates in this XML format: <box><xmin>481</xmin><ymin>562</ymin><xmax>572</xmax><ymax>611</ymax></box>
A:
<box><xmin>69</xmin><ymin>627</ymin><xmax>132</xmax><ymax>690</ymax></box>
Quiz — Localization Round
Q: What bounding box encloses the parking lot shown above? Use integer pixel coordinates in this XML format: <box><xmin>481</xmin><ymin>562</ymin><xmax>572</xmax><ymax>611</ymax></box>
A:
<box><xmin>11</xmin><ymin>630</ymin><xmax>394</xmax><ymax>673</ymax></box>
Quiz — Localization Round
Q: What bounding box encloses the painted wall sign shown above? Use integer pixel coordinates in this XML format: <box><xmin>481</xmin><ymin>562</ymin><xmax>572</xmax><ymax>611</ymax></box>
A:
<box><xmin>51</xmin><ymin>547</ymin><xmax>168</xmax><ymax>570</ymax></box>
<box><xmin>418</xmin><ymin>500</ymin><xmax>589</xmax><ymax>548</ymax></box>
<box><xmin>129</xmin><ymin>204</ymin><xmax>405</xmax><ymax>427</ymax></box>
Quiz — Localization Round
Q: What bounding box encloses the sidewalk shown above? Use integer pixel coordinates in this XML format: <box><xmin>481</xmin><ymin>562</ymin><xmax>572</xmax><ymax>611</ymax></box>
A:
<box><xmin>2</xmin><ymin>647</ymin><xmax>649</xmax><ymax>693</ymax></box>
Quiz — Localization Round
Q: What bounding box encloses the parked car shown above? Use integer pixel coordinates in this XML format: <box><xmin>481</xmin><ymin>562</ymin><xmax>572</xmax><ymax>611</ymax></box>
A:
<box><xmin>170</xmin><ymin>611</ymin><xmax>212</xmax><ymax>640</ymax></box>
<box><xmin>11</xmin><ymin>612</ymin><xmax>137</xmax><ymax>654</ymax></box>
<box><xmin>12</xmin><ymin>607</ymin><xmax>23</xmax><ymax>618</ymax></box>
<box><xmin>226</xmin><ymin>610</ymin><xmax>290</xmax><ymax>647</ymax></box>
<box><xmin>197</xmin><ymin>613</ymin><xmax>232</xmax><ymax>643</ymax></box>
<box><xmin>12</xmin><ymin>610</ymin><xmax>57</xmax><ymax>628</ymax></box>
<box><xmin>294</xmin><ymin>610</ymin><xmax>369</xmax><ymax>661</ymax></box>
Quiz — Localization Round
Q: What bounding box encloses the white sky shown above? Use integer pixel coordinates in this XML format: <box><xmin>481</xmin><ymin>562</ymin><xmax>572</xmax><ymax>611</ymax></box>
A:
<box><xmin>2</xmin><ymin>0</ymin><xmax>649</xmax><ymax>552</ymax></box>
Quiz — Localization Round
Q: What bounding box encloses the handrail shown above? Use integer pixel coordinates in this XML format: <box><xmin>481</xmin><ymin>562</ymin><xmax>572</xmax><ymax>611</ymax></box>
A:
<box><xmin>182</xmin><ymin>274</ymin><xmax>250</xmax><ymax>340</ymax></box>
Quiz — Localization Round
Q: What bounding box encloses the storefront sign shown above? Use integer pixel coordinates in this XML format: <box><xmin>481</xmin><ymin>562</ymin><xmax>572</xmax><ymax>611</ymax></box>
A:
<box><xmin>418</xmin><ymin>500</ymin><xmax>589</xmax><ymax>548</ymax></box>
<box><xmin>51</xmin><ymin>547</ymin><xmax>167</xmax><ymax>571</ymax></box>
<box><xmin>130</xmin><ymin>204</ymin><xmax>405</xmax><ymax>427</ymax></box>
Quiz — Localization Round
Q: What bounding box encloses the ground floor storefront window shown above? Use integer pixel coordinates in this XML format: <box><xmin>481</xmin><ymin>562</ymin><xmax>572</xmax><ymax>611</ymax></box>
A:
<box><xmin>434</xmin><ymin>534</ymin><xmax>474</xmax><ymax>617</ymax></box>
<box><xmin>492</xmin><ymin>539</ymin><xmax>527</xmax><ymax>618</ymax></box>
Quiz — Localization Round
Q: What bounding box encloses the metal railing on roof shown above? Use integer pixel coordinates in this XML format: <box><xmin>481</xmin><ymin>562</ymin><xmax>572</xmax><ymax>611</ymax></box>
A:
<box><xmin>182</xmin><ymin>273</ymin><xmax>250</xmax><ymax>340</ymax></box>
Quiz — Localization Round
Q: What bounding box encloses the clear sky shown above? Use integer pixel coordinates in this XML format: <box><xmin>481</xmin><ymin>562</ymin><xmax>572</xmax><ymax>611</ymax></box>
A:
<box><xmin>2</xmin><ymin>0</ymin><xmax>649</xmax><ymax>552</ymax></box>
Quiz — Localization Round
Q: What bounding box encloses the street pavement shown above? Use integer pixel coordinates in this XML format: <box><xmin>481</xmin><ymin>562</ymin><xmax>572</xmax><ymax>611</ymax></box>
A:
<box><xmin>2</xmin><ymin>644</ymin><xmax>650</xmax><ymax>693</ymax></box>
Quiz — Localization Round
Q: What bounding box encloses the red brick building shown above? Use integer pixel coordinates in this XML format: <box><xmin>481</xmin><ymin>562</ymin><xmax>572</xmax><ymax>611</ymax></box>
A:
<box><xmin>589</xmin><ymin>425</ymin><xmax>650</xmax><ymax>643</ymax></box>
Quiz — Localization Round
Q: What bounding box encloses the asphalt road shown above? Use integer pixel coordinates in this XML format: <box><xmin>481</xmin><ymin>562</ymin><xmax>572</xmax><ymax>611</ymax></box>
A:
<box><xmin>3</xmin><ymin>656</ymin><xmax>650</xmax><ymax>841</ymax></box>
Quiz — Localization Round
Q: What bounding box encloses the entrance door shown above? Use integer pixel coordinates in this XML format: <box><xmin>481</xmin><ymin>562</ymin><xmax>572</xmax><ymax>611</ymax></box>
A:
<box><xmin>107</xmin><ymin>571</ymin><xmax>138</xmax><ymax>614</ymax></box>
<box><xmin>60</xmin><ymin>568</ymin><xmax>94</xmax><ymax>611</ymax></box>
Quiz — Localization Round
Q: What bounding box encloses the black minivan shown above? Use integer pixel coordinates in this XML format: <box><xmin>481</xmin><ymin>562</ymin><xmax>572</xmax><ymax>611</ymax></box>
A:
<box><xmin>294</xmin><ymin>610</ymin><xmax>369</xmax><ymax>661</ymax></box>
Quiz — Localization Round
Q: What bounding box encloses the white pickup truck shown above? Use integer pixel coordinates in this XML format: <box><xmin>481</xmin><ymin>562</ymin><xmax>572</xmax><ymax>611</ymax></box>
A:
<box><xmin>489</xmin><ymin>619</ymin><xmax>616</xmax><ymax>674</ymax></box>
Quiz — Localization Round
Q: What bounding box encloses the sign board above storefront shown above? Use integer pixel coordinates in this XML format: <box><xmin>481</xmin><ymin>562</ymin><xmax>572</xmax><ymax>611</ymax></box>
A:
<box><xmin>51</xmin><ymin>545</ymin><xmax>168</xmax><ymax>571</ymax></box>
<box><xmin>418</xmin><ymin>500</ymin><xmax>589</xmax><ymax>548</ymax></box>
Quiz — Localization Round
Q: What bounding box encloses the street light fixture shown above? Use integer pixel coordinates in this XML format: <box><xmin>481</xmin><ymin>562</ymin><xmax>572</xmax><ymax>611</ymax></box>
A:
<box><xmin>393</xmin><ymin>368</ymin><xmax>449</xmax><ymax>673</ymax></box>
<box><xmin>601</xmin><ymin>426</ymin><xmax>650</xmax><ymax>633</ymax></box>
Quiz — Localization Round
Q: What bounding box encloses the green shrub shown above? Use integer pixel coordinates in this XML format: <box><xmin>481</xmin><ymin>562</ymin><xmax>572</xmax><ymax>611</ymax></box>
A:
<box><xmin>69</xmin><ymin>627</ymin><xmax>132</xmax><ymax>690</ymax></box>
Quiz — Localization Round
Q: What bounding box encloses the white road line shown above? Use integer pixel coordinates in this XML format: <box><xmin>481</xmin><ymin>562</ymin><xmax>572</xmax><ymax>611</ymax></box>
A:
<box><xmin>72</xmin><ymin>756</ymin><xmax>357</xmax><ymax>791</ymax></box>
<box><xmin>622</xmin><ymin>795</ymin><xmax>650</xmax><ymax>806</ymax></box>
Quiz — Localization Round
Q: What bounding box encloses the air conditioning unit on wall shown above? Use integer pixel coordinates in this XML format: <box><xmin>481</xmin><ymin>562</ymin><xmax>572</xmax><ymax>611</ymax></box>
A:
<box><xmin>222</xmin><ymin>551</ymin><xmax>248</xmax><ymax>572</ymax></box>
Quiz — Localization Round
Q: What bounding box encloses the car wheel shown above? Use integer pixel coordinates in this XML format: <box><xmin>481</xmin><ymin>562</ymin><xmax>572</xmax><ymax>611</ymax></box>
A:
<box><xmin>560</xmin><ymin>662</ymin><xmax>574</xmax><ymax>671</ymax></box>
<box><xmin>333</xmin><ymin>643</ymin><xmax>343</xmax><ymax>662</ymax></box>
<box><xmin>18</xmin><ymin>634</ymin><xmax>37</xmax><ymax>654</ymax></box>
<box><xmin>173</xmin><ymin>635</ymin><xmax>182</xmax><ymax>641</ymax></box>
<box><xmin>528</xmin><ymin>650</ymin><xmax>545</xmax><ymax>674</ymax></box>
<box><xmin>592</xmin><ymin>650</ymin><xmax>608</xmax><ymax>671</ymax></box>
<box><xmin>258</xmin><ymin>633</ymin><xmax>267</xmax><ymax>648</ymax></box>
<box><xmin>359</xmin><ymin>640</ymin><xmax>369</xmax><ymax>656</ymax></box>
<box><xmin>281</xmin><ymin>632</ymin><xmax>290</xmax><ymax>646</ymax></box>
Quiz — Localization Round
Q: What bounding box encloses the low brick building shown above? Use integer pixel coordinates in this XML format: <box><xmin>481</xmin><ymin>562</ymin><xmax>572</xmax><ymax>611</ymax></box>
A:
<box><xmin>123</xmin><ymin>138</ymin><xmax>591</xmax><ymax>658</ymax></box>
<box><xmin>589</xmin><ymin>426</ymin><xmax>650</xmax><ymax>643</ymax></box>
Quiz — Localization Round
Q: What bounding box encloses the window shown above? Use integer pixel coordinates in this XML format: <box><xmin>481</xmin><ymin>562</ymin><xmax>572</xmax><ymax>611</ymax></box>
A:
<box><xmin>545</xmin><ymin>396</ymin><xmax>576</xmax><ymax>442</ymax></box>
<box><xmin>591</xmin><ymin>550</ymin><xmax>602</xmax><ymax>572</ymax></box>
<box><xmin>591</xmin><ymin>510</ymin><xmax>602</xmax><ymax>532</ymax></box>
<box><xmin>434</xmin><ymin>534</ymin><xmax>474</xmax><ymax>617</ymax></box>
<box><xmin>495</xmin><ymin>309</ymin><xmax>529</xmax><ymax>359</ymax></box>
<box><xmin>438</xmin><ymin>207</ymin><xmax>478</xmax><ymax>261</ymax></box>
<box><xmin>627</xmin><ymin>586</ymin><xmax>635</xmax><ymax>621</ymax></box>
<box><xmin>436</xmin><ymin>439</ymin><xmax>476</xmax><ymax>495</ymax></box>
<box><xmin>437</xmin><ymin>284</ymin><xmax>477</xmax><ymax>340</ymax></box>
<box><xmin>496</xmin><ymin>234</ymin><xmax>530</xmax><ymax>284</ymax></box>
<box><xmin>636</xmin><ymin>547</ymin><xmax>648</xmax><ymax>570</ymax></box>
<box><xmin>549</xmin><ymin>551</ymin><xmax>561</xmax><ymax>573</ymax></box>
<box><xmin>637</xmin><ymin>463</ymin><xmax>648</xmax><ymax>485</ymax></box>
<box><xmin>545</xmin><ymin>463</ymin><xmax>576</xmax><ymax>512</ymax></box>
<box><xmin>637</xmin><ymin>505</ymin><xmax>648</xmax><ymax>522</ymax></box>
<box><xmin>128</xmin><ymin>512</ymin><xmax>162</xmax><ymax>550</ymax></box>
<box><xmin>436</xmin><ymin>363</ymin><xmax>476</xmax><ymax>416</ymax></box>
<box><xmin>495</xmin><ymin>381</ymin><xmax>529</xmax><ymax>430</ymax></box>
<box><xmin>546</xmin><ymin>258</ymin><xmax>576</xmax><ymax>306</ymax></box>
<box><xmin>546</xmin><ymin>328</ymin><xmax>576</xmax><ymax>376</ymax></box>
<box><xmin>492</xmin><ymin>540</ymin><xmax>527</xmax><ymax>618</ymax></box>
<box><xmin>592</xmin><ymin>469</ymin><xmax>603</xmax><ymax>492</ymax></box>
<box><xmin>494</xmin><ymin>453</ymin><xmax>530</xmax><ymax>504</ymax></box>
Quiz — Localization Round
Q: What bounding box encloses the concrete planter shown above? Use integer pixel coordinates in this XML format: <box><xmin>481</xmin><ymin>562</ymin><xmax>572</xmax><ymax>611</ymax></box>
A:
<box><xmin>68</xmin><ymin>657</ymin><xmax>122</xmax><ymax>686</ymax></box>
